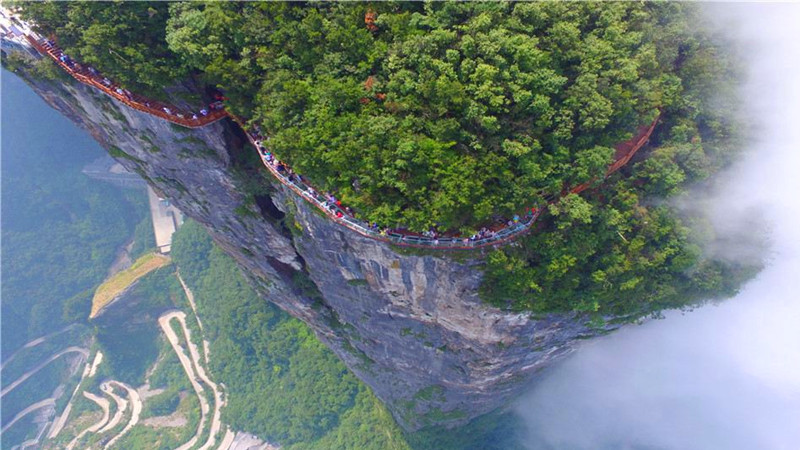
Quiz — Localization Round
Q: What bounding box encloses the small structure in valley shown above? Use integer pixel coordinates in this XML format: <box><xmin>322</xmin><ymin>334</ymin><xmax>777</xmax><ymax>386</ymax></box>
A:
<box><xmin>148</xmin><ymin>186</ymin><xmax>184</xmax><ymax>254</ymax></box>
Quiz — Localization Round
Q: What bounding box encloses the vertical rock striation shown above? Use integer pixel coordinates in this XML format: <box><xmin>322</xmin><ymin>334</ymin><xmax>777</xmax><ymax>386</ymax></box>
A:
<box><xmin>11</xmin><ymin>65</ymin><xmax>606</xmax><ymax>430</ymax></box>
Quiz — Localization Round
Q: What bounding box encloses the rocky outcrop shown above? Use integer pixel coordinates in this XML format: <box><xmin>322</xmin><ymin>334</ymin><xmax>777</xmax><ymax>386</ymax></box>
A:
<box><xmin>10</xmin><ymin>61</ymin><xmax>607</xmax><ymax>431</ymax></box>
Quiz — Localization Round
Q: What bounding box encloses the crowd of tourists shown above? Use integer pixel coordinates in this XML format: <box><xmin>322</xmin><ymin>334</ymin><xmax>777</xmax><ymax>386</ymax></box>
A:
<box><xmin>38</xmin><ymin>38</ymin><xmax>224</xmax><ymax>126</ymax></box>
<box><xmin>37</xmin><ymin>36</ymin><xmax>538</xmax><ymax>247</ymax></box>
<box><xmin>252</xmin><ymin>134</ymin><xmax>537</xmax><ymax>244</ymax></box>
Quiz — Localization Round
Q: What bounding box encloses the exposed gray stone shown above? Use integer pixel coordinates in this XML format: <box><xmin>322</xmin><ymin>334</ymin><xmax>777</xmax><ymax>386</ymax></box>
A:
<box><xmin>12</xmin><ymin>63</ymin><xmax>610</xmax><ymax>431</ymax></box>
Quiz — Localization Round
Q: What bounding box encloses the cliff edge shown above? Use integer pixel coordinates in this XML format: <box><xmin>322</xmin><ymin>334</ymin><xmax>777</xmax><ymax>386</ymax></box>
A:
<box><xmin>8</xmin><ymin>61</ymin><xmax>605</xmax><ymax>431</ymax></box>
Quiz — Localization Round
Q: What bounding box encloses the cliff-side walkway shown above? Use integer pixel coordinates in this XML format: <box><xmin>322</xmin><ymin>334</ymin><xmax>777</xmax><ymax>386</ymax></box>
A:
<box><xmin>14</xmin><ymin>26</ymin><xmax>657</xmax><ymax>250</ymax></box>
<box><xmin>24</xmin><ymin>36</ymin><xmax>228</xmax><ymax>128</ymax></box>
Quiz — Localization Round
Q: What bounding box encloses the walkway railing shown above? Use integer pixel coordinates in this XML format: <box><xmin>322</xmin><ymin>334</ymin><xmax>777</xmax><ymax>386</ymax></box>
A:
<box><xmin>232</xmin><ymin>112</ymin><xmax>542</xmax><ymax>249</ymax></box>
<box><xmin>233</xmin><ymin>114</ymin><xmax>657</xmax><ymax>249</ymax></box>
<box><xmin>570</xmin><ymin>117</ymin><xmax>660</xmax><ymax>196</ymax></box>
<box><xmin>25</xmin><ymin>36</ymin><xmax>227</xmax><ymax>128</ymax></box>
<box><xmin>18</xmin><ymin>27</ymin><xmax>658</xmax><ymax>251</ymax></box>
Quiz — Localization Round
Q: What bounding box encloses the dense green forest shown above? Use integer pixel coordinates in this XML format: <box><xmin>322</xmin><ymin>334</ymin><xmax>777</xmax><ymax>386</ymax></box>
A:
<box><xmin>0</xmin><ymin>71</ymin><xmax>148</xmax><ymax>357</ymax></box>
<box><xmin>14</xmin><ymin>1</ymin><xmax>757</xmax><ymax>318</ymax></box>
<box><xmin>478</xmin><ymin>5</ymin><xmax>756</xmax><ymax>316</ymax></box>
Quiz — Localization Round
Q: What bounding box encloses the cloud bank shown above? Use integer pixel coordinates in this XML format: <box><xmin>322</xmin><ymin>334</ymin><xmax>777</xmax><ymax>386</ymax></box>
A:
<box><xmin>515</xmin><ymin>4</ymin><xmax>800</xmax><ymax>449</ymax></box>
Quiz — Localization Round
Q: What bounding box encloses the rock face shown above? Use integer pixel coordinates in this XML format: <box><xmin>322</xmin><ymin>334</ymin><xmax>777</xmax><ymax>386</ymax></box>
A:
<box><xmin>11</xmin><ymin>63</ymin><xmax>606</xmax><ymax>431</ymax></box>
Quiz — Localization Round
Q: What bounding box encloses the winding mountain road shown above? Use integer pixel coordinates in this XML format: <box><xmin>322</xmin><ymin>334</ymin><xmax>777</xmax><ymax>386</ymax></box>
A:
<box><xmin>48</xmin><ymin>351</ymin><xmax>104</xmax><ymax>439</ymax></box>
<box><xmin>159</xmin><ymin>311</ymin><xmax>210</xmax><ymax>450</ymax></box>
<box><xmin>1</xmin><ymin>398</ymin><xmax>55</xmax><ymax>433</ymax></box>
<box><xmin>175</xmin><ymin>274</ymin><xmax>230</xmax><ymax>449</ymax></box>
<box><xmin>88</xmin><ymin>351</ymin><xmax>104</xmax><ymax>378</ymax></box>
<box><xmin>0</xmin><ymin>325</ymin><xmax>76</xmax><ymax>371</ymax></box>
<box><xmin>103</xmin><ymin>380</ymin><xmax>142</xmax><ymax>449</ymax></box>
<box><xmin>218</xmin><ymin>429</ymin><xmax>237</xmax><ymax>450</ymax></box>
<box><xmin>1</xmin><ymin>346</ymin><xmax>88</xmax><ymax>397</ymax></box>
<box><xmin>177</xmin><ymin>272</ymin><xmax>202</xmax><ymax>329</ymax></box>
<box><xmin>96</xmin><ymin>383</ymin><xmax>127</xmax><ymax>434</ymax></box>
<box><xmin>65</xmin><ymin>391</ymin><xmax>110</xmax><ymax>450</ymax></box>
<box><xmin>47</xmin><ymin>400</ymin><xmax>73</xmax><ymax>440</ymax></box>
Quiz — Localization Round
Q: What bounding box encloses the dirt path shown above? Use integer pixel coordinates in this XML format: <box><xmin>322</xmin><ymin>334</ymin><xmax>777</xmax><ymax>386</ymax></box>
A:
<box><xmin>104</xmin><ymin>381</ymin><xmax>142</xmax><ymax>449</ymax></box>
<box><xmin>1</xmin><ymin>398</ymin><xmax>55</xmax><ymax>433</ymax></box>
<box><xmin>159</xmin><ymin>311</ymin><xmax>209</xmax><ymax>450</ymax></box>
<box><xmin>65</xmin><ymin>391</ymin><xmax>110</xmax><ymax>450</ymax></box>
<box><xmin>88</xmin><ymin>351</ymin><xmax>104</xmax><ymax>378</ymax></box>
<box><xmin>217</xmin><ymin>429</ymin><xmax>236</xmax><ymax>450</ymax></box>
<box><xmin>1</xmin><ymin>346</ymin><xmax>88</xmax><ymax>397</ymax></box>
<box><xmin>176</xmin><ymin>272</ymin><xmax>202</xmax><ymax>329</ymax></box>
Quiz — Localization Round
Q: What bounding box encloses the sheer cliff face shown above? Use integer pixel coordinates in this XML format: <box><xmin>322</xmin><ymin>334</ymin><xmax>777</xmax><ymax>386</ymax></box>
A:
<box><xmin>19</xmin><ymin>71</ymin><xmax>604</xmax><ymax>431</ymax></box>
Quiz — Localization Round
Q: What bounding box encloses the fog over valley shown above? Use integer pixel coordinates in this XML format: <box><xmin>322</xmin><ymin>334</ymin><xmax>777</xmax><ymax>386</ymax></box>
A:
<box><xmin>516</xmin><ymin>4</ymin><xmax>800</xmax><ymax>449</ymax></box>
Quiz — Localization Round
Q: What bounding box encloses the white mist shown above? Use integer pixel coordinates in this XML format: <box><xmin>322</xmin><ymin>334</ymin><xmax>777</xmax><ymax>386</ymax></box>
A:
<box><xmin>516</xmin><ymin>4</ymin><xmax>800</xmax><ymax>449</ymax></box>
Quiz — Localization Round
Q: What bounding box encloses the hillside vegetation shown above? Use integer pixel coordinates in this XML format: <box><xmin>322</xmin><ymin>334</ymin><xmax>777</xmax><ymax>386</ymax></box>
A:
<box><xmin>16</xmin><ymin>2</ymin><xmax>759</xmax><ymax>318</ymax></box>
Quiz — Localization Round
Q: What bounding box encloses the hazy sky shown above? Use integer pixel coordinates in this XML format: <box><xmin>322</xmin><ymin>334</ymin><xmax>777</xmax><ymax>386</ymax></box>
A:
<box><xmin>516</xmin><ymin>4</ymin><xmax>800</xmax><ymax>449</ymax></box>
